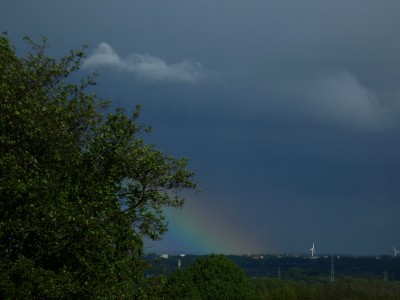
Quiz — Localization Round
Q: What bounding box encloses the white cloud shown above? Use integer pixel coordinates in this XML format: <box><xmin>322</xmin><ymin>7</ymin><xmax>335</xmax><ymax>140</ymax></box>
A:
<box><xmin>294</xmin><ymin>71</ymin><xmax>394</xmax><ymax>130</ymax></box>
<box><xmin>83</xmin><ymin>42</ymin><xmax>205</xmax><ymax>83</ymax></box>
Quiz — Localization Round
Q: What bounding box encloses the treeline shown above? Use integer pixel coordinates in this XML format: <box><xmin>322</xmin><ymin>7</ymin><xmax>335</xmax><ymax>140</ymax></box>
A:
<box><xmin>139</xmin><ymin>255</ymin><xmax>400</xmax><ymax>299</ymax></box>
<box><xmin>144</xmin><ymin>254</ymin><xmax>400</xmax><ymax>281</ymax></box>
<box><xmin>250</xmin><ymin>277</ymin><xmax>400</xmax><ymax>300</ymax></box>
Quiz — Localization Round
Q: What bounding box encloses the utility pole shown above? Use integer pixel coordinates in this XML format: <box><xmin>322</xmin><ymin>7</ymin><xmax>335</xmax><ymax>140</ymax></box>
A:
<box><xmin>330</xmin><ymin>255</ymin><xmax>334</xmax><ymax>284</ymax></box>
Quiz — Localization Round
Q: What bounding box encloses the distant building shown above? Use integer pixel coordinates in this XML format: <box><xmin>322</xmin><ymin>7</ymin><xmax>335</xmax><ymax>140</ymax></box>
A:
<box><xmin>161</xmin><ymin>254</ymin><xmax>169</xmax><ymax>259</ymax></box>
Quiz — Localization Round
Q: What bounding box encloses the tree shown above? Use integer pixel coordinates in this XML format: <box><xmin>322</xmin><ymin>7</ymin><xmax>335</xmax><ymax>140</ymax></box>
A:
<box><xmin>0</xmin><ymin>34</ymin><xmax>197</xmax><ymax>299</ymax></box>
<box><xmin>165</xmin><ymin>254</ymin><xmax>252</xmax><ymax>299</ymax></box>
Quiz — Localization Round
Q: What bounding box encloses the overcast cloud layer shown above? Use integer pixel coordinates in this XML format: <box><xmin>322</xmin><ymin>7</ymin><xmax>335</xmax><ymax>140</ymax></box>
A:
<box><xmin>2</xmin><ymin>0</ymin><xmax>400</xmax><ymax>255</ymax></box>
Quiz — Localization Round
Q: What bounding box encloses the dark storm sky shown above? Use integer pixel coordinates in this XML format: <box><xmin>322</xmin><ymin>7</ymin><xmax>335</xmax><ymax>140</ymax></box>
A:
<box><xmin>2</xmin><ymin>0</ymin><xmax>400</xmax><ymax>255</ymax></box>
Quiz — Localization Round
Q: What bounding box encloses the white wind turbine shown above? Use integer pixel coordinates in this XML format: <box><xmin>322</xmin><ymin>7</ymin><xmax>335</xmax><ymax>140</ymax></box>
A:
<box><xmin>310</xmin><ymin>242</ymin><xmax>316</xmax><ymax>258</ymax></box>
<box><xmin>393</xmin><ymin>245</ymin><xmax>400</xmax><ymax>257</ymax></box>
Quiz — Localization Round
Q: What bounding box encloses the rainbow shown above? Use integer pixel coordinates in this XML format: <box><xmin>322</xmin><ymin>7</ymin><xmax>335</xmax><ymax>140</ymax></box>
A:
<box><xmin>151</xmin><ymin>198</ymin><xmax>270</xmax><ymax>255</ymax></box>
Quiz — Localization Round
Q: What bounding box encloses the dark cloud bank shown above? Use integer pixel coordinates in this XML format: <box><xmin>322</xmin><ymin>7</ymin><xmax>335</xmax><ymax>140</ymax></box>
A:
<box><xmin>2</xmin><ymin>0</ymin><xmax>400</xmax><ymax>255</ymax></box>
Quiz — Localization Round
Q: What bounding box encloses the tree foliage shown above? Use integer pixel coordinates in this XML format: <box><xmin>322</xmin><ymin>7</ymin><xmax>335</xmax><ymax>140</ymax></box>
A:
<box><xmin>0</xmin><ymin>34</ymin><xmax>197</xmax><ymax>299</ymax></box>
<box><xmin>165</xmin><ymin>254</ymin><xmax>252</xmax><ymax>299</ymax></box>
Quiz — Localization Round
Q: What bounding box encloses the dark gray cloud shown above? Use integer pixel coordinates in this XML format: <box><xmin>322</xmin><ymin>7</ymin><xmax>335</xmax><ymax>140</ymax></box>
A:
<box><xmin>2</xmin><ymin>0</ymin><xmax>400</xmax><ymax>255</ymax></box>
